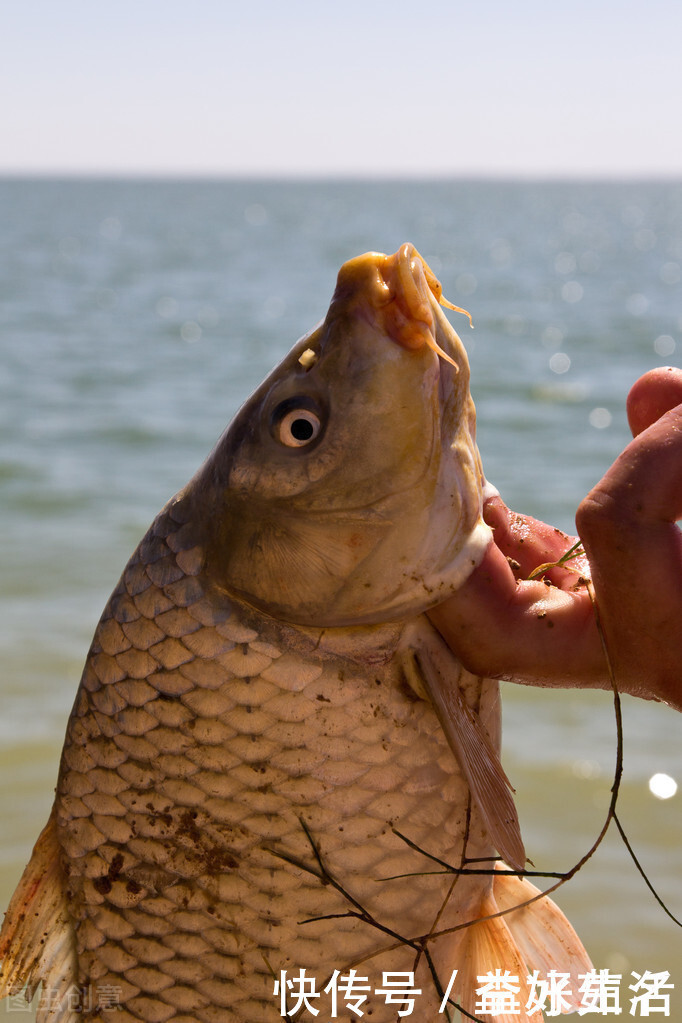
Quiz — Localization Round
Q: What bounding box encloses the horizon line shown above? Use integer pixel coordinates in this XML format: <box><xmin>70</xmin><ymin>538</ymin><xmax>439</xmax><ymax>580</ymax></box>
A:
<box><xmin>2</xmin><ymin>169</ymin><xmax>682</xmax><ymax>185</ymax></box>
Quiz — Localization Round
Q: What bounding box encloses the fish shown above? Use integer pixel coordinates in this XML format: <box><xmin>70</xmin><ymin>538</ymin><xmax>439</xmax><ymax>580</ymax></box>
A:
<box><xmin>0</xmin><ymin>244</ymin><xmax>592</xmax><ymax>1023</ymax></box>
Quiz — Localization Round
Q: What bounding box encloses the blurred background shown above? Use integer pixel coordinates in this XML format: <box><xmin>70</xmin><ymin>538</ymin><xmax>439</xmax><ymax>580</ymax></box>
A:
<box><xmin>2</xmin><ymin>2</ymin><xmax>682</xmax><ymax>1019</ymax></box>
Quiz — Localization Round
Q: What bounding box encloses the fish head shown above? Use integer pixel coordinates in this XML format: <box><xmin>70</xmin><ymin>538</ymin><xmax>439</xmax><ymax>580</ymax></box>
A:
<box><xmin>196</xmin><ymin>243</ymin><xmax>492</xmax><ymax>627</ymax></box>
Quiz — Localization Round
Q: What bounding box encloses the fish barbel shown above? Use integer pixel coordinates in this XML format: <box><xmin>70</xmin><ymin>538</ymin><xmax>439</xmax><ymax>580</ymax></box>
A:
<box><xmin>0</xmin><ymin>244</ymin><xmax>591</xmax><ymax>1022</ymax></box>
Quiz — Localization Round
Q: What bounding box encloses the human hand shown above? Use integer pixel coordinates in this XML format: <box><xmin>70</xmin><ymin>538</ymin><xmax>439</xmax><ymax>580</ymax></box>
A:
<box><xmin>429</xmin><ymin>367</ymin><xmax>682</xmax><ymax>709</ymax></box>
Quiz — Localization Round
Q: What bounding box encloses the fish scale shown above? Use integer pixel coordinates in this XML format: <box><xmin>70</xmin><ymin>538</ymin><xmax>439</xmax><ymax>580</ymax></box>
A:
<box><xmin>47</xmin><ymin>495</ymin><xmax>481</xmax><ymax>1022</ymax></box>
<box><xmin>0</xmin><ymin>245</ymin><xmax>593</xmax><ymax>1023</ymax></box>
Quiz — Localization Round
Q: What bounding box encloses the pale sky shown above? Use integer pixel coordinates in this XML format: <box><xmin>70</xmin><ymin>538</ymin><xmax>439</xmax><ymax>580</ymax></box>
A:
<box><xmin>3</xmin><ymin>0</ymin><xmax>682</xmax><ymax>178</ymax></box>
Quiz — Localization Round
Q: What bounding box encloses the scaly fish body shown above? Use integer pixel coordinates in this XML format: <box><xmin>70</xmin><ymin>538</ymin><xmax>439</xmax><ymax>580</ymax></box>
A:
<box><xmin>1</xmin><ymin>246</ymin><xmax>591</xmax><ymax>1023</ymax></box>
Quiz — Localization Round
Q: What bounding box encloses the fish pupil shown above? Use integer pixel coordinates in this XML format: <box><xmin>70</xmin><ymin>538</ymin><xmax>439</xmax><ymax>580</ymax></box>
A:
<box><xmin>290</xmin><ymin>418</ymin><xmax>315</xmax><ymax>441</ymax></box>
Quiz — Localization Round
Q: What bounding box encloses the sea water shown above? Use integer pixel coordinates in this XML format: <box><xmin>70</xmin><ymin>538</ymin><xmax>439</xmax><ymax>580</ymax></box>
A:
<box><xmin>1</xmin><ymin>178</ymin><xmax>681</xmax><ymax>1019</ymax></box>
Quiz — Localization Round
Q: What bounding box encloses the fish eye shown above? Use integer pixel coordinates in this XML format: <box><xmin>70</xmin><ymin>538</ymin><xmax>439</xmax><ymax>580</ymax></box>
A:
<box><xmin>272</xmin><ymin>401</ymin><xmax>323</xmax><ymax>448</ymax></box>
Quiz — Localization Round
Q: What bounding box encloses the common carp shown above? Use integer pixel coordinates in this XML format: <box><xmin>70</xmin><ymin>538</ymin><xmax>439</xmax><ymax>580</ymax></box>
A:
<box><xmin>0</xmin><ymin>245</ymin><xmax>592</xmax><ymax>1022</ymax></box>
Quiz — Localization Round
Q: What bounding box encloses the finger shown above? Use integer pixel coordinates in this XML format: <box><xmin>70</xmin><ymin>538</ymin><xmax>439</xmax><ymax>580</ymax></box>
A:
<box><xmin>427</xmin><ymin>540</ymin><xmax>604</xmax><ymax>689</ymax></box>
<box><xmin>626</xmin><ymin>366</ymin><xmax>682</xmax><ymax>437</ymax></box>
<box><xmin>484</xmin><ymin>496</ymin><xmax>587</xmax><ymax>588</ymax></box>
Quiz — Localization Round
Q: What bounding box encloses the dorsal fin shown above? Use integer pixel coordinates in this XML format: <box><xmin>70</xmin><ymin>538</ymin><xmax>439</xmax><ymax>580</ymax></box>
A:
<box><xmin>0</xmin><ymin>811</ymin><xmax>78</xmax><ymax>1021</ymax></box>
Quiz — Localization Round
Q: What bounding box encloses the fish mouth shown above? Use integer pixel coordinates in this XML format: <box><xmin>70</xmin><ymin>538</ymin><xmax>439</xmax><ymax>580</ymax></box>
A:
<box><xmin>348</xmin><ymin>243</ymin><xmax>476</xmax><ymax>465</ymax></box>
<box><xmin>313</xmin><ymin>243</ymin><xmax>474</xmax><ymax>514</ymax></box>
<box><xmin>333</xmin><ymin>242</ymin><xmax>472</xmax><ymax>371</ymax></box>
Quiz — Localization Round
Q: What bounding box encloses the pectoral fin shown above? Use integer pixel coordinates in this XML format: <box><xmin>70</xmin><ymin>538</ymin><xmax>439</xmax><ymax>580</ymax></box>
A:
<box><xmin>0</xmin><ymin>810</ymin><xmax>78</xmax><ymax>1021</ymax></box>
<box><xmin>407</xmin><ymin>625</ymin><xmax>526</xmax><ymax>872</ymax></box>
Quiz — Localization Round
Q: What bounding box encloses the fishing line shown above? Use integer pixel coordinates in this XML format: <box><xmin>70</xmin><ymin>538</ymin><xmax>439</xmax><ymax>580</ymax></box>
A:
<box><xmin>588</xmin><ymin>581</ymin><xmax>682</xmax><ymax>930</ymax></box>
<box><xmin>269</xmin><ymin>574</ymin><xmax>624</xmax><ymax>1023</ymax></box>
<box><xmin>407</xmin><ymin>580</ymin><xmax>616</xmax><ymax>930</ymax></box>
<box><xmin>433</xmin><ymin>572</ymin><xmax>680</xmax><ymax>1017</ymax></box>
<box><xmin>612</xmin><ymin>812</ymin><xmax>682</xmax><ymax>929</ymax></box>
